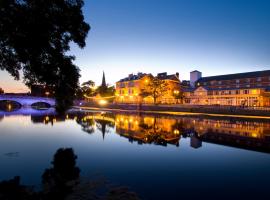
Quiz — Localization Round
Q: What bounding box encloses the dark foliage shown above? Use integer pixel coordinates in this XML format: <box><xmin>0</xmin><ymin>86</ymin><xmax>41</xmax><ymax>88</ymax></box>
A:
<box><xmin>0</xmin><ymin>147</ymin><xmax>141</xmax><ymax>199</ymax></box>
<box><xmin>0</xmin><ymin>0</ymin><xmax>90</xmax><ymax>113</ymax></box>
<box><xmin>0</xmin><ymin>176</ymin><xmax>36</xmax><ymax>200</ymax></box>
<box><xmin>42</xmin><ymin>148</ymin><xmax>80</xmax><ymax>199</ymax></box>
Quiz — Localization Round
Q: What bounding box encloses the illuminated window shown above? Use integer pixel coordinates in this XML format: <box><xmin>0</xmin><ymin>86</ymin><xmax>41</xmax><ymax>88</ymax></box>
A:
<box><xmin>244</xmin><ymin>90</ymin><xmax>249</xmax><ymax>94</ymax></box>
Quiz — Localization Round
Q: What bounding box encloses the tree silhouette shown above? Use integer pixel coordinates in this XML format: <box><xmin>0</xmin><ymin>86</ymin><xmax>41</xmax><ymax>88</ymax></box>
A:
<box><xmin>0</xmin><ymin>0</ymin><xmax>90</xmax><ymax>113</ymax></box>
<box><xmin>0</xmin><ymin>87</ymin><xmax>4</xmax><ymax>94</ymax></box>
<box><xmin>42</xmin><ymin>148</ymin><xmax>80</xmax><ymax>199</ymax></box>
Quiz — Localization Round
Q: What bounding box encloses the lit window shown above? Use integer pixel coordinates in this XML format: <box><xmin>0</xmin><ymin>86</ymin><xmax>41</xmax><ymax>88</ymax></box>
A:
<box><xmin>244</xmin><ymin>90</ymin><xmax>249</xmax><ymax>94</ymax></box>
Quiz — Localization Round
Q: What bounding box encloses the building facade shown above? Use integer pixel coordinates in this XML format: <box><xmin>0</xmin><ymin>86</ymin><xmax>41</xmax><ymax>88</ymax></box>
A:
<box><xmin>183</xmin><ymin>70</ymin><xmax>270</xmax><ymax>106</ymax></box>
<box><xmin>115</xmin><ymin>72</ymin><xmax>181</xmax><ymax>104</ymax></box>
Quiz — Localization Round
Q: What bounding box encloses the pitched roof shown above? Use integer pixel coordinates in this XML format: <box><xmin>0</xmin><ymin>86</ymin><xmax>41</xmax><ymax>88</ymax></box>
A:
<box><xmin>158</xmin><ymin>74</ymin><xmax>180</xmax><ymax>81</ymax></box>
<box><xmin>117</xmin><ymin>72</ymin><xmax>180</xmax><ymax>83</ymax></box>
<box><xmin>157</xmin><ymin>72</ymin><xmax>180</xmax><ymax>82</ymax></box>
<box><xmin>197</xmin><ymin>70</ymin><xmax>270</xmax><ymax>82</ymax></box>
<box><xmin>117</xmin><ymin>73</ymin><xmax>151</xmax><ymax>82</ymax></box>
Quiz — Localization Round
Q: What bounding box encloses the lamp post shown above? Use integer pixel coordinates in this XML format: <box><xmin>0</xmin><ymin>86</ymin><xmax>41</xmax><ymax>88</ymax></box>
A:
<box><xmin>45</xmin><ymin>91</ymin><xmax>50</xmax><ymax>98</ymax></box>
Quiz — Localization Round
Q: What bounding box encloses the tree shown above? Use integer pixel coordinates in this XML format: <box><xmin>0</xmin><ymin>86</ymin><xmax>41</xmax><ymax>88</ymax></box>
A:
<box><xmin>0</xmin><ymin>87</ymin><xmax>4</xmax><ymax>94</ymax></box>
<box><xmin>76</xmin><ymin>80</ymin><xmax>95</xmax><ymax>99</ymax></box>
<box><xmin>140</xmin><ymin>76</ymin><xmax>168</xmax><ymax>104</ymax></box>
<box><xmin>0</xmin><ymin>0</ymin><xmax>90</xmax><ymax>113</ymax></box>
<box><xmin>172</xmin><ymin>89</ymin><xmax>185</xmax><ymax>104</ymax></box>
<box><xmin>96</xmin><ymin>85</ymin><xmax>115</xmax><ymax>97</ymax></box>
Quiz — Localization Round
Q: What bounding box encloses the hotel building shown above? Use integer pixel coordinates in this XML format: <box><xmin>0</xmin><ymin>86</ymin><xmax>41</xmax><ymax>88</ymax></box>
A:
<box><xmin>115</xmin><ymin>72</ymin><xmax>181</xmax><ymax>104</ymax></box>
<box><xmin>183</xmin><ymin>70</ymin><xmax>270</xmax><ymax>107</ymax></box>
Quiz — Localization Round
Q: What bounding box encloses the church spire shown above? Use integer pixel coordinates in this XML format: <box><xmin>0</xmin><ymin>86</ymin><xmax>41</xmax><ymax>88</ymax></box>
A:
<box><xmin>101</xmin><ymin>71</ymin><xmax>106</xmax><ymax>87</ymax></box>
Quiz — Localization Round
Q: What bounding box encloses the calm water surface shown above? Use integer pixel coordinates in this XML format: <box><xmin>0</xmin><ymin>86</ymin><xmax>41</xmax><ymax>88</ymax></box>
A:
<box><xmin>1</xmin><ymin>108</ymin><xmax>270</xmax><ymax>199</ymax></box>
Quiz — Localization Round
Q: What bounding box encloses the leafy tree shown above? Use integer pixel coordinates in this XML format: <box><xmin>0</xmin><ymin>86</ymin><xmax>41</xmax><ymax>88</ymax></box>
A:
<box><xmin>0</xmin><ymin>0</ymin><xmax>90</xmax><ymax>113</ymax></box>
<box><xmin>96</xmin><ymin>85</ymin><xmax>115</xmax><ymax>99</ymax></box>
<box><xmin>140</xmin><ymin>76</ymin><xmax>168</xmax><ymax>104</ymax></box>
<box><xmin>0</xmin><ymin>87</ymin><xmax>4</xmax><ymax>94</ymax></box>
<box><xmin>76</xmin><ymin>80</ymin><xmax>95</xmax><ymax>99</ymax></box>
<box><xmin>172</xmin><ymin>89</ymin><xmax>185</xmax><ymax>104</ymax></box>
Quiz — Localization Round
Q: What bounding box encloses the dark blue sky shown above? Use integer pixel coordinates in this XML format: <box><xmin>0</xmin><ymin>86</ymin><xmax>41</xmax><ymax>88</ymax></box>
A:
<box><xmin>1</xmin><ymin>0</ymin><xmax>270</xmax><ymax>92</ymax></box>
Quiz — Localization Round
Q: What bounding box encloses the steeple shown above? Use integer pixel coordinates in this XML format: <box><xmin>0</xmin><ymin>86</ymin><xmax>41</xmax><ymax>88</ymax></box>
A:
<box><xmin>101</xmin><ymin>71</ymin><xmax>106</xmax><ymax>87</ymax></box>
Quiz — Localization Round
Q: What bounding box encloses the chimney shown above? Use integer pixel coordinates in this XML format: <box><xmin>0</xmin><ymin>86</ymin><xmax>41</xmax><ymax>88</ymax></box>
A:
<box><xmin>190</xmin><ymin>70</ymin><xmax>202</xmax><ymax>87</ymax></box>
<box><xmin>176</xmin><ymin>72</ymin><xmax>179</xmax><ymax>79</ymax></box>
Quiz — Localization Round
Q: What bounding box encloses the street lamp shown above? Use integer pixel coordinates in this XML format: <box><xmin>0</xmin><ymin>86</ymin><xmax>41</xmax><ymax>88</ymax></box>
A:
<box><xmin>45</xmin><ymin>91</ymin><xmax>50</xmax><ymax>98</ymax></box>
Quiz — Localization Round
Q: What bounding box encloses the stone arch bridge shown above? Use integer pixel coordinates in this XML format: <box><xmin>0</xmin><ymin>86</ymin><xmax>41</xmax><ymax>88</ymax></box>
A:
<box><xmin>0</xmin><ymin>95</ymin><xmax>55</xmax><ymax>107</ymax></box>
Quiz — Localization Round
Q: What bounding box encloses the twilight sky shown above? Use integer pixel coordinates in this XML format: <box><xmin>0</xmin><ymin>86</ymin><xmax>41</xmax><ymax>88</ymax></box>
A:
<box><xmin>0</xmin><ymin>0</ymin><xmax>270</xmax><ymax>92</ymax></box>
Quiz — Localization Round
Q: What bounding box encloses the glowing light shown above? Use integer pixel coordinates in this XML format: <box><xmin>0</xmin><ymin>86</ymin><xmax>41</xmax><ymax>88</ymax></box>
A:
<box><xmin>99</xmin><ymin>99</ymin><xmax>108</xmax><ymax>105</ymax></box>
<box><xmin>174</xmin><ymin>129</ymin><xmax>180</xmax><ymax>134</ymax></box>
<box><xmin>252</xmin><ymin>133</ymin><xmax>258</xmax><ymax>138</ymax></box>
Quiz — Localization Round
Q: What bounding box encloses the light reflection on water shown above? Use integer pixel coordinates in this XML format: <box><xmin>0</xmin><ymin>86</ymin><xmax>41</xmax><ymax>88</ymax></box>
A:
<box><xmin>0</xmin><ymin>109</ymin><xmax>270</xmax><ymax>199</ymax></box>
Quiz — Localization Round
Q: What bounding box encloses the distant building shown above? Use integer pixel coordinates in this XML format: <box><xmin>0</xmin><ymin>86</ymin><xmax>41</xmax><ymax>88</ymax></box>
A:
<box><xmin>183</xmin><ymin>70</ymin><xmax>270</xmax><ymax>106</ymax></box>
<box><xmin>115</xmin><ymin>72</ymin><xmax>181</xmax><ymax>104</ymax></box>
<box><xmin>31</xmin><ymin>84</ymin><xmax>54</xmax><ymax>97</ymax></box>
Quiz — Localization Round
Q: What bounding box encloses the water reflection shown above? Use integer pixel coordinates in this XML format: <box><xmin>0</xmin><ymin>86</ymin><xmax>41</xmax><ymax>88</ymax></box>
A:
<box><xmin>0</xmin><ymin>148</ymin><xmax>140</xmax><ymax>200</ymax></box>
<box><xmin>1</xmin><ymin>109</ymin><xmax>270</xmax><ymax>199</ymax></box>
<box><xmin>17</xmin><ymin>110</ymin><xmax>270</xmax><ymax>153</ymax></box>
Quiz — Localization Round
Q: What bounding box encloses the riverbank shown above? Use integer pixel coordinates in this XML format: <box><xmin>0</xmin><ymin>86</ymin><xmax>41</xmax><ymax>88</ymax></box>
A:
<box><xmin>74</xmin><ymin>102</ymin><xmax>270</xmax><ymax>119</ymax></box>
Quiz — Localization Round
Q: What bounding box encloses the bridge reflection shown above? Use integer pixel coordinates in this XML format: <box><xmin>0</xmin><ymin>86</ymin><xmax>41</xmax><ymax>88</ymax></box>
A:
<box><xmin>13</xmin><ymin>110</ymin><xmax>270</xmax><ymax>153</ymax></box>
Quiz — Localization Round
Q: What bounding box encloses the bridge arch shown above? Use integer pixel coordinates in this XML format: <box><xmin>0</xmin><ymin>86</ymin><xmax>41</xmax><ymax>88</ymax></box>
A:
<box><xmin>31</xmin><ymin>102</ymin><xmax>51</xmax><ymax>109</ymax></box>
<box><xmin>0</xmin><ymin>100</ymin><xmax>22</xmax><ymax>111</ymax></box>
